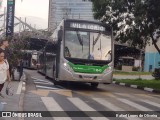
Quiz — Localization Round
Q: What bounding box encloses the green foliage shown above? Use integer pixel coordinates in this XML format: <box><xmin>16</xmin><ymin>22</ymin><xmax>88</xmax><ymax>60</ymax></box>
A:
<box><xmin>7</xmin><ymin>34</ymin><xmax>30</xmax><ymax>67</ymax></box>
<box><xmin>92</xmin><ymin>0</ymin><xmax>160</xmax><ymax>53</ymax></box>
<box><xmin>115</xmin><ymin>79</ymin><xmax>160</xmax><ymax>90</ymax></box>
<box><xmin>113</xmin><ymin>71</ymin><xmax>151</xmax><ymax>75</ymax></box>
<box><xmin>132</xmin><ymin>66</ymin><xmax>139</xmax><ymax>71</ymax></box>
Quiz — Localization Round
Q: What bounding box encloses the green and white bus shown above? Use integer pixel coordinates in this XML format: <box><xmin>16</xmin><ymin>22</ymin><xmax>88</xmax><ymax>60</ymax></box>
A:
<box><xmin>39</xmin><ymin>19</ymin><xmax>113</xmax><ymax>88</ymax></box>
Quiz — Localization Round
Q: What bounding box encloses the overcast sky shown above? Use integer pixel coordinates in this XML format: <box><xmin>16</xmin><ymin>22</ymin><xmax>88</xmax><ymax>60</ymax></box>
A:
<box><xmin>1</xmin><ymin>0</ymin><xmax>49</xmax><ymax>29</ymax></box>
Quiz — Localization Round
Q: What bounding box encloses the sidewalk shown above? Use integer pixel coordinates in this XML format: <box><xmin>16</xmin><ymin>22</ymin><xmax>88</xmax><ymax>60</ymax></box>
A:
<box><xmin>113</xmin><ymin>74</ymin><xmax>160</xmax><ymax>94</ymax></box>
<box><xmin>0</xmin><ymin>73</ymin><xmax>26</xmax><ymax>120</ymax></box>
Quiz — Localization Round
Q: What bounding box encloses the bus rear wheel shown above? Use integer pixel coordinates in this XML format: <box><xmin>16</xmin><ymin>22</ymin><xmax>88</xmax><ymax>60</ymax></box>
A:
<box><xmin>91</xmin><ymin>83</ymin><xmax>99</xmax><ymax>88</ymax></box>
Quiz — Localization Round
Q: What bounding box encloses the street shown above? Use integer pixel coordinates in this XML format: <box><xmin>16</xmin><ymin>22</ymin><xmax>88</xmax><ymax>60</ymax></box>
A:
<box><xmin>22</xmin><ymin>69</ymin><xmax>160</xmax><ymax>120</ymax></box>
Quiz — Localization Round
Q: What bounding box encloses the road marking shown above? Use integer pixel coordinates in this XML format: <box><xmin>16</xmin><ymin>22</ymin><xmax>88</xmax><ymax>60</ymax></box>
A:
<box><xmin>22</xmin><ymin>82</ymin><xmax>25</xmax><ymax>85</ymax></box>
<box><xmin>0</xmin><ymin>103</ymin><xmax>4</xmax><ymax>111</ymax></box>
<box><xmin>136</xmin><ymin>94</ymin><xmax>158</xmax><ymax>99</ymax></box>
<box><xmin>117</xmin><ymin>98</ymin><xmax>152</xmax><ymax>111</ymax></box>
<box><xmin>93</xmin><ymin>98</ymin><xmax>124</xmax><ymax>111</ymax></box>
<box><xmin>33</xmin><ymin>79</ymin><xmax>53</xmax><ymax>84</ymax></box>
<box><xmin>141</xmin><ymin>99</ymin><xmax>160</xmax><ymax>108</ymax></box>
<box><xmin>31</xmin><ymin>77</ymin><xmax>42</xmax><ymax>80</ymax></box>
<box><xmin>68</xmin><ymin>98</ymin><xmax>109</xmax><ymax>120</ymax></box>
<box><xmin>41</xmin><ymin>97</ymin><xmax>72</xmax><ymax>120</ymax></box>
<box><xmin>22</xmin><ymin>86</ymin><xmax>25</xmax><ymax>91</ymax></box>
<box><xmin>16</xmin><ymin>81</ymin><xmax>23</xmax><ymax>94</ymax></box>
<box><xmin>32</xmin><ymin>77</ymin><xmax>53</xmax><ymax>83</ymax></box>
<box><xmin>36</xmin><ymin>85</ymin><xmax>59</xmax><ymax>90</ymax></box>
<box><xmin>93</xmin><ymin>98</ymin><xmax>143</xmax><ymax>120</ymax></box>
<box><xmin>34</xmin><ymin>81</ymin><xmax>54</xmax><ymax>85</ymax></box>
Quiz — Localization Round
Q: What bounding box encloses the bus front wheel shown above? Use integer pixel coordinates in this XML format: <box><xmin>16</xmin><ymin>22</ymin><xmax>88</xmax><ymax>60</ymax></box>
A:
<box><xmin>90</xmin><ymin>83</ymin><xmax>99</xmax><ymax>88</ymax></box>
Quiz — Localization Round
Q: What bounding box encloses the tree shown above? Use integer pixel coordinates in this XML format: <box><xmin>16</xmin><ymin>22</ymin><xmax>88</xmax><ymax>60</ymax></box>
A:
<box><xmin>92</xmin><ymin>0</ymin><xmax>160</xmax><ymax>53</ymax></box>
<box><xmin>7</xmin><ymin>33</ymin><xmax>30</xmax><ymax>80</ymax></box>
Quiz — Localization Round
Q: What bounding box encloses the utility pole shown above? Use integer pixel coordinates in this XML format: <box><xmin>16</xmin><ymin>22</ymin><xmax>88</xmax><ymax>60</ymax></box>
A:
<box><xmin>3</xmin><ymin>7</ymin><xmax>6</xmax><ymax>34</ymax></box>
<box><xmin>139</xmin><ymin>49</ymin><xmax>143</xmax><ymax>79</ymax></box>
<box><xmin>19</xmin><ymin>17</ymin><xmax>21</xmax><ymax>34</ymax></box>
<box><xmin>24</xmin><ymin>17</ymin><xmax>27</xmax><ymax>30</ymax></box>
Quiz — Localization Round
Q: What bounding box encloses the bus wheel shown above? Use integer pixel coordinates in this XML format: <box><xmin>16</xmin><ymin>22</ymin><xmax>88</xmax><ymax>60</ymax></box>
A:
<box><xmin>53</xmin><ymin>79</ymin><xmax>59</xmax><ymax>85</ymax></box>
<box><xmin>45</xmin><ymin>75</ymin><xmax>49</xmax><ymax>79</ymax></box>
<box><xmin>91</xmin><ymin>83</ymin><xmax>99</xmax><ymax>88</ymax></box>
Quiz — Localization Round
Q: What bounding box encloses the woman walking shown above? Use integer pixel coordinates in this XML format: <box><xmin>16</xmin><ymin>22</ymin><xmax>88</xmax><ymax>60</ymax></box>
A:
<box><xmin>0</xmin><ymin>49</ymin><xmax>11</xmax><ymax>98</ymax></box>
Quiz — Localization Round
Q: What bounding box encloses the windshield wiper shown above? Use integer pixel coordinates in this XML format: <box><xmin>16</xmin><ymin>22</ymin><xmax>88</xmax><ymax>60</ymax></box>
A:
<box><xmin>76</xmin><ymin>31</ymin><xmax>83</xmax><ymax>52</ymax></box>
<box><xmin>93</xmin><ymin>32</ymin><xmax>101</xmax><ymax>46</ymax></box>
<box><xmin>92</xmin><ymin>33</ymin><xmax>101</xmax><ymax>52</ymax></box>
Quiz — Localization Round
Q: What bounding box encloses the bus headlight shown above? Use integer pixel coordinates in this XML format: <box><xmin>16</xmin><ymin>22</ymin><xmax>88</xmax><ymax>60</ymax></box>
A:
<box><xmin>103</xmin><ymin>66</ymin><xmax>112</xmax><ymax>74</ymax></box>
<box><xmin>63</xmin><ymin>63</ymin><xmax>73</xmax><ymax>72</ymax></box>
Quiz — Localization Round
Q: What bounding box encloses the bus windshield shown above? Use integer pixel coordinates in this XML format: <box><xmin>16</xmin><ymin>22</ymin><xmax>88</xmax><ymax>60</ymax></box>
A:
<box><xmin>64</xmin><ymin>30</ymin><xmax>111</xmax><ymax>61</ymax></box>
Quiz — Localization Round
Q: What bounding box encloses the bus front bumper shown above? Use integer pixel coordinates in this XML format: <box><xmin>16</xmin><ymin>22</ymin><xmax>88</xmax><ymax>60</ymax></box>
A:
<box><xmin>59</xmin><ymin>67</ymin><xmax>113</xmax><ymax>83</ymax></box>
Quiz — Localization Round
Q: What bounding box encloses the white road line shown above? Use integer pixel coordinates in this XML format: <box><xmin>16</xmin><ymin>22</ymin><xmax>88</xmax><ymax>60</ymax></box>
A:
<box><xmin>31</xmin><ymin>77</ymin><xmax>42</xmax><ymax>80</ymax></box>
<box><xmin>22</xmin><ymin>82</ymin><xmax>25</xmax><ymax>85</ymax></box>
<box><xmin>68</xmin><ymin>98</ymin><xmax>109</xmax><ymax>120</ymax></box>
<box><xmin>93</xmin><ymin>98</ymin><xmax>143</xmax><ymax>120</ymax></box>
<box><xmin>31</xmin><ymin>77</ymin><xmax>52</xmax><ymax>83</ymax></box>
<box><xmin>16</xmin><ymin>81</ymin><xmax>23</xmax><ymax>94</ymax></box>
<box><xmin>117</xmin><ymin>98</ymin><xmax>152</xmax><ymax>111</ymax></box>
<box><xmin>36</xmin><ymin>85</ymin><xmax>59</xmax><ymax>90</ymax></box>
<box><xmin>141</xmin><ymin>99</ymin><xmax>160</xmax><ymax>108</ymax></box>
<box><xmin>34</xmin><ymin>81</ymin><xmax>54</xmax><ymax>85</ymax></box>
<box><xmin>41</xmin><ymin>97</ymin><xmax>72</xmax><ymax>120</ymax></box>
<box><xmin>33</xmin><ymin>79</ymin><xmax>53</xmax><ymax>84</ymax></box>
<box><xmin>93</xmin><ymin>98</ymin><xmax>124</xmax><ymax>111</ymax></box>
<box><xmin>41</xmin><ymin>97</ymin><xmax>63</xmax><ymax>111</ymax></box>
<box><xmin>22</xmin><ymin>86</ymin><xmax>25</xmax><ymax>91</ymax></box>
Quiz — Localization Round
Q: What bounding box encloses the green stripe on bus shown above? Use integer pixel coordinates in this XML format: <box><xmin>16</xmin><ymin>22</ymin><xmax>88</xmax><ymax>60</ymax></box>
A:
<box><xmin>68</xmin><ymin>62</ymin><xmax>108</xmax><ymax>74</ymax></box>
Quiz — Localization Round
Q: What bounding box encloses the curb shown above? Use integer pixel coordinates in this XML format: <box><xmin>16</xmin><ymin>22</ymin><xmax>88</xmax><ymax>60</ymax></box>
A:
<box><xmin>112</xmin><ymin>81</ymin><xmax>160</xmax><ymax>94</ymax></box>
<box><xmin>18</xmin><ymin>73</ymin><xmax>27</xmax><ymax>120</ymax></box>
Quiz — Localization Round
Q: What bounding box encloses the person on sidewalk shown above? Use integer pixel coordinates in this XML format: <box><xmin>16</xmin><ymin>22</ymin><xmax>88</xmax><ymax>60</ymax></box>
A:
<box><xmin>0</xmin><ymin>50</ymin><xmax>11</xmax><ymax>98</ymax></box>
<box><xmin>0</xmin><ymin>38</ymin><xmax>11</xmax><ymax>77</ymax></box>
<box><xmin>0</xmin><ymin>38</ymin><xmax>9</xmax><ymax>59</ymax></box>
<box><xmin>17</xmin><ymin>58</ymin><xmax>23</xmax><ymax>81</ymax></box>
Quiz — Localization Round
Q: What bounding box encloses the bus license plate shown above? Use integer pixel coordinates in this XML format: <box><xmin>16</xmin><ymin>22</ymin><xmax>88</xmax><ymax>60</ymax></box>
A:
<box><xmin>83</xmin><ymin>76</ymin><xmax>93</xmax><ymax>80</ymax></box>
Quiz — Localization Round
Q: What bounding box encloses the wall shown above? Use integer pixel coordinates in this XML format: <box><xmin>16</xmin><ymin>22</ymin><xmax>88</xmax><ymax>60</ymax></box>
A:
<box><xmin>144</xmin><ymin>39</ymin><xmax>160</xmax><ymax>72</ymax></box>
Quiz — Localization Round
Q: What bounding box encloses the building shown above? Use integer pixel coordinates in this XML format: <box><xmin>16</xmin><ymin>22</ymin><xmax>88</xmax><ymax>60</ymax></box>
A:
<box><xmin>144</xmin><ymin>39</ymin><xmax>160</xmax><ymax>72</ymax></box>
<box><xmin>48</xmin><ymin>0</ymin><xmax>94</xmax><ymax>32</ymax></box>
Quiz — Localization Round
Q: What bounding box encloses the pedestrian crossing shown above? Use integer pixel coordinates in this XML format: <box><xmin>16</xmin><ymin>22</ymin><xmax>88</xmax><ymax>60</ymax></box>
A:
<box><xmin>40</xmin><ymin>94</ymin><xmax>160</xmax><ymax>120</ymax></box>
<box><xmin>31</xmin><ymin>77</ymin><xmax>64</xmax><ymax>90</ymax></box>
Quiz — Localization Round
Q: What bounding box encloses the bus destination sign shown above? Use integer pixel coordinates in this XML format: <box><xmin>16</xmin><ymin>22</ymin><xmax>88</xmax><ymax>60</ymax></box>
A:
<box><xmin>70</xmin><ymin>23</ymin><xmax>105</xmax><ymax>31</ymax></box>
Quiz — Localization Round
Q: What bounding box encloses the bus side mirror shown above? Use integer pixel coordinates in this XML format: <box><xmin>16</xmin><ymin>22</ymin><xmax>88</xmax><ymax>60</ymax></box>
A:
<box><xmin>58</xmin><ymin>30</ymin><xmax>63</xmax><ymax>41</ymax></box>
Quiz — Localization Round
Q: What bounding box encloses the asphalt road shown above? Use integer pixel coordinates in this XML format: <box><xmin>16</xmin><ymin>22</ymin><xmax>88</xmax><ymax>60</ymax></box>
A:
<box><xmin>23</xmin><ymin>69</ymin><xmax>160</xmax><ymax>120</ymax></box>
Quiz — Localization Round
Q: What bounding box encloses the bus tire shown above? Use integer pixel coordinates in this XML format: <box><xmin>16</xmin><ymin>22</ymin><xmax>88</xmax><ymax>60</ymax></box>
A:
<box><xmin>91</xmin><ymin>83</ymin><xmax>99</xmax><ymax>88</ymax></box>
<box><xmin>45</xmin><ymin>75</ymin><xmax>49</xmax><ymax>79</ymax></box>
<box><xmin>53</xmin><ymin>79</ymin><xmax>59</xmax><ymax>85</ymax></box>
